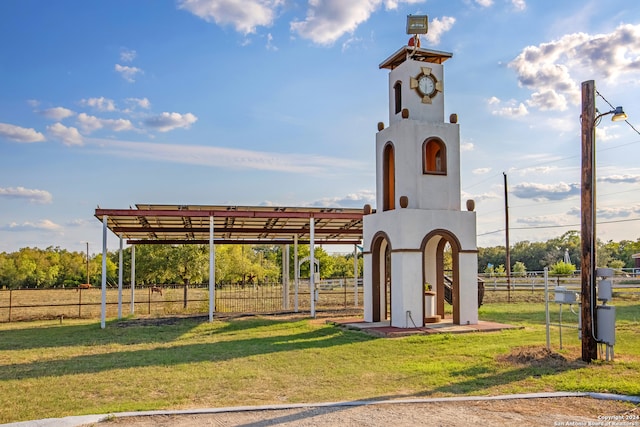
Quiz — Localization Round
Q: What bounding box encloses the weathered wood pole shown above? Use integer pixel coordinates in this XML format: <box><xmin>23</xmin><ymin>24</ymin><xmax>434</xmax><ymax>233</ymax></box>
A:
<box><xmin>503</xmin><ymin>172</ymin><xmax>511</xmax><ymax>303</ymax></box>
<box><xmin>581</xmin><ymin>80</ymin><xmax>598</xmax><ymax>362</ymax></box>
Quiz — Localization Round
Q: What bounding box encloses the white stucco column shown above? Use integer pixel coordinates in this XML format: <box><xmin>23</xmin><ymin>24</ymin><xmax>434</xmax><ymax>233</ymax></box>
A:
<box><xmin>100</xmin><ymin>215</ymin><xmax>108</xmax><ymax>329</ymax></box>
<box><xmin>118</xmin><ymin>235</ymin><xmax>123</xmax><ymax>319</ymax></box>
<box><xmin>390</xmin><ymin>250</ymin><xmax>424</xmax><ymax>328</ymax></box>
<box><xmin>130</xmin><ymin>245</ymin><xmax>135</xmax><ymax>314</ymax></box>
<box><xmin>209</xmin><ymin>215</ymin><xmax>215</xmax><ymax>322</ymax></box>
<box><xmin>458</xmin><ymin>251</ymin><xmax>479</xmax><ymax>325</ymax></box>
<box><xmin>363</xmin><ymin>251</ymin><xmax>373</xmax><ymax>322</ymax></box>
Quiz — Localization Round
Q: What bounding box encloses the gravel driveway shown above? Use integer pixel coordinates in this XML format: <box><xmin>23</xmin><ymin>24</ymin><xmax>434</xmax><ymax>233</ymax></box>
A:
<box><xmin>86</xmin><ymin>395</ymin><xmax>639</xmax><ymax>427</ymax></box>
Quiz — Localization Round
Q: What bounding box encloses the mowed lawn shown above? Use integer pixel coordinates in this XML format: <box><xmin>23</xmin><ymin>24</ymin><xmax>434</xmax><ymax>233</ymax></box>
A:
<box><xmin>1</xmin><ymin>296</ymin><xmax>639</xmax><ymax>424</ymax></box>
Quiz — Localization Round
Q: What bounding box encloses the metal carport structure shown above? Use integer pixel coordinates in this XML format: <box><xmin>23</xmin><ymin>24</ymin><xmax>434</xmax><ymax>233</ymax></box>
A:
<box><xmin>94</xmin><ymin>204</ymin><xmax>364</xmax><ymax>328</ymax></box>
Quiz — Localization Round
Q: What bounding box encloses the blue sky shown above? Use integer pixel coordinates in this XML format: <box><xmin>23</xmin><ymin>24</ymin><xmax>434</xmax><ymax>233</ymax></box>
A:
<box><xmin>1</xmin><ymin>0</ymin><xmax>639</xmax><ymax>255</ymax></box>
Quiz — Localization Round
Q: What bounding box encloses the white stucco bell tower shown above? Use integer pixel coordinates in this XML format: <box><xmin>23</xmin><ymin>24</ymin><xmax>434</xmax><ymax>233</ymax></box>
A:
<box><xmin>362</xmin><ymin>42</ymin><xmax>479</xmax><ymax>328</ymax></box>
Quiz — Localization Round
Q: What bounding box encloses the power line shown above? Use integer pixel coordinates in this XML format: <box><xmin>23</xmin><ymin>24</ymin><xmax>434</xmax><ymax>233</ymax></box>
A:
<box><xmin>477</xmin><ymin>216</ymin><xmax>640</xmax><ymax>237</ymax></box>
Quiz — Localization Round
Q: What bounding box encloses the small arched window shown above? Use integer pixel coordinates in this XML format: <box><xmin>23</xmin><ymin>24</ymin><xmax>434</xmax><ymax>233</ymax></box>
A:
<box><xmin>393</xmin><ymin>81</ymin><xmax>402</xmax><ymax>115</ymax></box>
<box><xmin>423</xmin><ymin>138</ymin><xmax>447</xmax><ymax>175</ymax></box>
<box><xmin>383</xmin><ymin>142</ymin><xmax>395</xmax><ymax>211</ymax></box>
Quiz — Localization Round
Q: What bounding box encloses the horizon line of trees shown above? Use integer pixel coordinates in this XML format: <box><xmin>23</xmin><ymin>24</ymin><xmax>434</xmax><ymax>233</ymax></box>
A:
<box><xmin>1</xmin><ymin>230</ymin><xmax>638</xmax><ymax>289</ymax></box>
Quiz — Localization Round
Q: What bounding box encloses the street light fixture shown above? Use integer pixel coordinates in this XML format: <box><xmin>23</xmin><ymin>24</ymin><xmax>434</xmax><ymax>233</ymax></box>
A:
<box><xmin>595</xmin><ymin>106</ymin><xmax>628</xmax><ymax>124</ymax></box>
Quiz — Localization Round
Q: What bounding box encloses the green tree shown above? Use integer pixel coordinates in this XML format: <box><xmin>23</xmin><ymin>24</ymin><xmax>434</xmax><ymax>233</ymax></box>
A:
<box><xmin>550</xmin><ymin>261</ymin><xmax>576</xmax><ymax>276</ymax></box>
<box><xmin>512</xmin><ymin>261</ymin><xmax>527</xmax><ymax>276</ymax></box>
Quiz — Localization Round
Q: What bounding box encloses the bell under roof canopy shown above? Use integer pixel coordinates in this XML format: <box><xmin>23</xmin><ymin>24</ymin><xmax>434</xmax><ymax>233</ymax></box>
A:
<box><xmin>379</xmin><ymin>46</ymin><xmax>453</xmax><ymax>70</ymax></box>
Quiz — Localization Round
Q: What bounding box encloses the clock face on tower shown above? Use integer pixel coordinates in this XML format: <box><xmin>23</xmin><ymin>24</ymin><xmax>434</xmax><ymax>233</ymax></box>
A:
<box><xmin>410</xmin><ymin>66</ymin><xmax>443</xmax><ymax>104</ymax></box>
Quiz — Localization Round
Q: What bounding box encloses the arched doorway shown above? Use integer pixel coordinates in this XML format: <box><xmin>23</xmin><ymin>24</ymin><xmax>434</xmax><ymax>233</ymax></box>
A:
<box><xmin>371</xmin><ymin>232</ymin><xmax>391</xmax><ymax>322</ymax></box>
<box><xmin>422</xmin><ymin>230</ymin><xmax>462</xmax><ymax>324</ymax></box>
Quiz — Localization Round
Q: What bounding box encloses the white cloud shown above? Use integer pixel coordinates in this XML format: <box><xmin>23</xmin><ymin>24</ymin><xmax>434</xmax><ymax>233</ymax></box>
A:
<box><xmin>595</xmin><ymin>125</ymin><xmax>622</xmax><ymax>142</ymax></box>
<box><xmin>126</xmin><ymin>97</ymin><xmax>151</xmax><ymax>109</ymax></box>
<box><xmin>526</xmin><ymin>89</ymin><xmax>568</xmax><ymax>111</ymax></box>
<box><xmin>66</xmin><ymin>218</ymin><xmax>90</xmax><ymax>227</ymax></box>
<box><xmin>0</xmin><ymin>122</ymin><xmax>46</xmax><ymax>143</ymax></box>
<box><xmin>291</xmin><ymin>0</ymin><xmax>378</xmax><ymax>46</ymax></box>
<box><xmin>460</xmin><ymin>142</ymin><xmax>475</xmax><ymax>152</ymax></box>
<box><xmin>311</xmin><ymin>190</ymin><xmax>376</xmax><ymax>208</ymax></box>
<box><xmin>475</xmin><ymin>0</ymin><xmax>493</xmax><ymax>6</ymax></box>
<box><xmin>383</xmin><ymin>0</ymin><xmax>425</xmax><ymax>8</ymax></box>
<box><xmin>87</xmin><ymin>137</ymin><xmax>366</xmax><ymax>174</ymax></box>
<box><xmin>463</xmin><ymin>191</ymin><xmax>499</xmax><ymax>203</ymax></box>
<box><xmin>516</xmin><ymin>215</ymin><xmax>567</xmax><ymax>227</ymax></box>
<box><xmin>511</xmin><ymin>182</ymin><xmax>580</xmax><ymax>201</ymax></box>
<box><xmin>596</xmin><ymin>205</ymin><xmax>640</xmax><ymax>219</ymax></box>
<box><xmin>1</xmin><ymin>219</ymin><xmax>62</xmax><ymax>232</ymax></box>
<box><xmin>143</xmin><ymin>112</ymin><xmax>198</xmax><ymax>132</ymax></box>
<box><xmin>38</xmin><ymin>107</ymin><xmax>75</xmax><ymax>120</ymax></box>
<box><xmin>472</xmin><ymin>167</ymin><xmax>492</xmax><ymax>175</ymax></box>
<box><xmin>178</xmin><ymin>0</ymin><xmax>280</xmax><ymax>34</ymax></box>
<box><xmin>487</xmin><ymin>97</ymin><xmax>529</xmax><ymax>117</ymax></box>
<box><xmin>47</xmin><ymin>123</ymin><xmax>83</xmax><ymax>146</ymax></box>
<box><xmin>598</xmin><ymin>174</ymin><xmax>640</xmax><ymax>184</ymax></box>
<box><xmin>511</xmin><ymin>166</ymin><xmax>554</xmax><ymax>176</ymax></box>
<box><xmin>265</xmin><ymin>33</ymin><xmax>277</xmax><ymax>51</ymax></box>
<box><xmin>424</xmin><ymin>16</ymin><xmax>455</xmax><ymax>46</ymax></box>
<box><xmin>76</xmin><ymin>113</ymin><xmax>103</xmax><ymax>133</ymax></box>
<box><xmin>509</xmin><ymin>24</ymin><xmax>640</xmax><ymax>112</ymax></box>
<box><xmin>290</xmin><ymin>0</ymin><xmax>428</xmax><ymax>45</ymax></box>
<box><xmin>115</xmin><ymin>64</ymin><xmax>143</xmax><ymax>82</ymax></box>
<box><xmin>120</xmin><ymin>48</ymin><xmax>137</xmax><ymax>62</ymax></box>
<box><xmin>567</xmin><ymin>205</ymin><xmax>640</xmax><ymax>219</ymax></box>
<box><xmin>81</xmin><ymin>97</ymin><xmax>116</xmax><ymax>112</ymax></box>
<box><xmin>0</xmin><ymin>187</ymin><xmax>53</xmax><ymax>204</ymax></box>
<box><xmin>511</xmin><ymin>0</ymin><xmax>526</xmax><ymax>11</ymax></box>
<box><xmin>77</xmin><ymin>113</ymin><xmax>134</xmax><ymax>134</ymax></box>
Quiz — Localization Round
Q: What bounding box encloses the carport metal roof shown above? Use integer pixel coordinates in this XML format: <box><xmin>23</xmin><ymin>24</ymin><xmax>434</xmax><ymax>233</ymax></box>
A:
<box><xmin>94</xmin><ymin>204</ymin><xmax>364</xmax><ymax>245</ymax></box>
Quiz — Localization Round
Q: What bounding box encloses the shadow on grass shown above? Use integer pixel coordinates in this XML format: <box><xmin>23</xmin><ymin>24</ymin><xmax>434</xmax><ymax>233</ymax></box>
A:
<box><xmin>0</xmin><ymin>317</ymin><xmax>205</xmax><ymax>351</ymax></box>
<box><xmin>1</xmin><ymin>318</ymin><xmax>375</xmax><ymax>381</ymax></box>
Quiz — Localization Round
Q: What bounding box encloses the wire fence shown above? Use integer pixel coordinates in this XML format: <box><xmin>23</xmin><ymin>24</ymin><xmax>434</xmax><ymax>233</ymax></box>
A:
<box><xmin>2</xmin><ymin>274</ymin><xmax>638</xmax><ymax>322</ymax></box>
<box><xmin>0</xmin><ymin>279</ymin><xmax>364</xmax><ymax>322</ymax></box>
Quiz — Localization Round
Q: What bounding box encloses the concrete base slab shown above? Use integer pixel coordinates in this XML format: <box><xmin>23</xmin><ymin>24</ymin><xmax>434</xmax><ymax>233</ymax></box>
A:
<box><xmin>329</xmin><ymin>318</ymin><xmax>521</xmax><ymax>337</ymax></box>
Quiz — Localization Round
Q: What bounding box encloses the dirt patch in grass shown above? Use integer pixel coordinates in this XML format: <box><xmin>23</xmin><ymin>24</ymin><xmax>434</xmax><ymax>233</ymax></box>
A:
<box><xmin>497</xmin><ymin>345</ymin><xmax>585</xmax><ymax>369</ymax></box>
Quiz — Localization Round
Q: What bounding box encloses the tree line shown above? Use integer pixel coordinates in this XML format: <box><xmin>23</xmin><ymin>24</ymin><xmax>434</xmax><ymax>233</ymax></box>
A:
<box><xmin>0</xmin><ymin>244</ymin><xmax>362</xmax><ymax>289</ymax></box>
<box><xmin>1</xmin><ymin>230</ymin><xmax>638</xmax><ymax>289</ymax></box>
<box><xmin>478</xmin><ymin>231</ymin><xmax>640</xmax><ymax>275</ymax></box>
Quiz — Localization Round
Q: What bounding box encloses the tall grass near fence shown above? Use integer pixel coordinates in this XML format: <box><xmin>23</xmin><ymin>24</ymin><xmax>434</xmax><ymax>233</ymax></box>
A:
<box><xmin>0</xmin><ymin>282</ymin><xmax>364</xmax><ymax>322</ymax></box>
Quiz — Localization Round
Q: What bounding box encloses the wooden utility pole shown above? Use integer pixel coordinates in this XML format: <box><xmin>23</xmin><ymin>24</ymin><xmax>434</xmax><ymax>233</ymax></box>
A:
<box><xmin>503</xmin><ymin>172</ymin><xmax>511</xmax><ymax>303</ymax></box>
<box><xmin>580</xmin><ymin>80</ymin><xmax>598</xmax><ymax>362</ymax></box>
<box><xmin>86</xmin><ymin>242</ymin><xmax>90</xmax><ymax>285</ymax></box>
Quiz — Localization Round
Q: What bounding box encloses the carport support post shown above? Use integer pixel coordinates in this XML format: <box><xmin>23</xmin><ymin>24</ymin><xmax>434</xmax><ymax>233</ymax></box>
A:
<box><xmin>101</xmin><ymin>215</ymin><xmax>108</xmax><ymax>329</ymax></box>
<box><xmin>118</xmin><ymin>235</ymin><xmax>123</xmax><ymax>319</ymax></box>
<box><xmin>310</xmin><ymin>218</ymin><xmax>316</xmax><ymax>318</ymax></box>
<box><xmin>294</xmin><ymin>235</ymin><xmax>299</xmax><ymax>312</ymax></box>
<box><xmin>130</xmin><ymin>245</ymin><xmax>136</xmax><ymax>314</ymax></box>
<box><xmin>353</xmin><ymin>244</ymin><xmax>359</xmax><ymax>307</ymax></box>
<box><xmin>209</xmin><ymin>215</ymin><xmax>215</xmax><ymax>322</ymax></box>
<box><xmin>282</xmin><ymin>245</ymin><xmax>290</xmax><ymax>310</ymax></box>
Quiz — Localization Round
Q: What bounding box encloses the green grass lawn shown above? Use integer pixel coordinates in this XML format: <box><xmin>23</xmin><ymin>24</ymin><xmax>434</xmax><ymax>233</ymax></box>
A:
<box><xmin>1</xmin><ymin>297</ymin><xmax>639</xmax><ymax>424</ymax></box>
